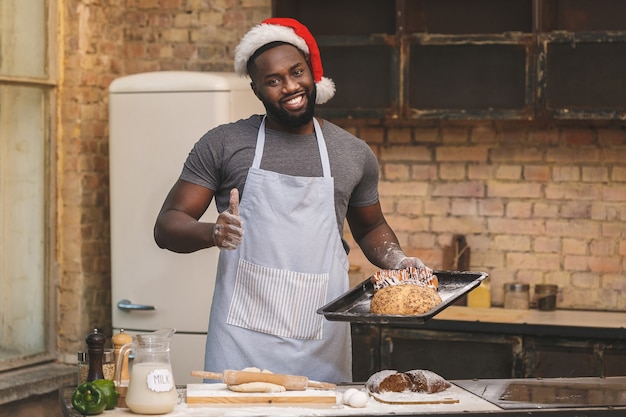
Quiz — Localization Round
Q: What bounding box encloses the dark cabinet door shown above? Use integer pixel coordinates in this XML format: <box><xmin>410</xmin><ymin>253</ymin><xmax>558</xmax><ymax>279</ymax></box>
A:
<box><xmin>604</xmin><ymin>347</ymin><xmax>626</xmax><ymax>377</ymax></box>
<box><xmin>351</xmin><ymin>324</ymin><xmax>380</xmax><ymax>382</ymax></box>
<box><xmin>379</xmin><ymin>328</ymin><xmax>523</xmax><ymax>379</ymax></box>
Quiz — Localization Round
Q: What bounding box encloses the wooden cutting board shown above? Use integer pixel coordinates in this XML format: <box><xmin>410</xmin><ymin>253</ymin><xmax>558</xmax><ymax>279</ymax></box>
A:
<box><xmin>368</xmin><ymin>390</ymin><xmax>459</xmax><ymax>405</ymax></box>
<box><xmin>186</xmin><ymin>383</ymin><xmax>338</xmax><ymax>406</ymax></box>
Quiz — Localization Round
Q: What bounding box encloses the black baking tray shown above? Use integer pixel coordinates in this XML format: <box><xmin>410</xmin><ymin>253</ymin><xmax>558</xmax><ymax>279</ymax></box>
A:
<box><xmin>317</xmin><ymin>270</ymin><xmax>488</xmax><ymax>324</ymax></box>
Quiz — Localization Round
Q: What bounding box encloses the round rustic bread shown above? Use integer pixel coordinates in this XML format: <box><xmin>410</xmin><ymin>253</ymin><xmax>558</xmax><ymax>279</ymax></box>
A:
<box><xmin>370</xmin><ymin>283</ymin><xmax>442</xmax><ymax>315</ymax></box>
<box><xmin>366</xmin><ymin>369</ymin><xmax>451</xmax><ymax>394</ymax></box>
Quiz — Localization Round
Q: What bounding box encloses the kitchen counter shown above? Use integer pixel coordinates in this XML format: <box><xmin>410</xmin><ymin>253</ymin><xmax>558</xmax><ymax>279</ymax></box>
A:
<box><xmin>437</xmin><ymin>306</ymin><xmax>626</xmax><ymax>328</ymax></box>
<box><xmin>59</xmin><ymin>377</ymin><xmax>626</xmax><ymax>417</ymax></box>
<box><xmin>402</xmin><ymin>306</ymin><xmax>626</xmax><ymax>339</ymax></box>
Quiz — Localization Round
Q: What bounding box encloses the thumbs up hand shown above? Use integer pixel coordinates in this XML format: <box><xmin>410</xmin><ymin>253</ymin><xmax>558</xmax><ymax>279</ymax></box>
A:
<box><xmin>213</xmin><ymin>188</ymin><xmax>244</xmax><ymax>250</ymax></box>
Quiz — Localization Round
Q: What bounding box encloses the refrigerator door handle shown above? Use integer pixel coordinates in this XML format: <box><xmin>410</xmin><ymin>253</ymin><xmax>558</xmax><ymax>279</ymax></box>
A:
<box><xmin>117</xmin><ymin>299</ymin><xmax>156</xmax><ymax>311</ymax></box>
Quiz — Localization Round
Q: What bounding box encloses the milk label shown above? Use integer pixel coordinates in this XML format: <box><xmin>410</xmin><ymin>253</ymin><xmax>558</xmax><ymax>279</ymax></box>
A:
<box><xmin>146</xmin><ymin>368</ymin><xmax>174</xmax><ymax>392</ymax></box>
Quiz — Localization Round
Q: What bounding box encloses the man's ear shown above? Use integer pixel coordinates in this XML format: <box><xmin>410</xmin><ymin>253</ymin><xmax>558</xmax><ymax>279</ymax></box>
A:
<box><xmin>250</xmin><ymin>81</ymin><xmax>260</xmax><ymax>99</ymax></box>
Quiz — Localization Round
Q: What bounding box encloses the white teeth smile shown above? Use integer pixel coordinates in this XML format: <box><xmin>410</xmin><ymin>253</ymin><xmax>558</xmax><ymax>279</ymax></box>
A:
<box><xmin>285</xmin><ymin>95</ymin><xmax>303</xmax><ymax>105</ymax></box>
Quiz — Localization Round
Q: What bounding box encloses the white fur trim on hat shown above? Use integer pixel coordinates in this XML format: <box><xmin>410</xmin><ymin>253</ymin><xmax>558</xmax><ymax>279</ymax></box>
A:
<box><xmin>234</xmin><ymin>24</ymin><xmax>309</xmax><ymax>77</ymax></box>
<box><xmin>316</xmin><ymin>77</ymin><xmax>335</xmax><ymax>105</ymax></box>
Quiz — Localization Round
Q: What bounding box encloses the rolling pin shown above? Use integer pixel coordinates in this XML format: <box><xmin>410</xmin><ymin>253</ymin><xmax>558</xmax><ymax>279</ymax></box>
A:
<box><xmin>191</xmin><ymin>370</ymin><xmax>336</xmax><ymax>391</ymax></box>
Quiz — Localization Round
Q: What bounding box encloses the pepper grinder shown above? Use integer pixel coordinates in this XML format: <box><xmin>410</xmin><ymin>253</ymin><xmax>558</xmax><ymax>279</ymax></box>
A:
<box><xmin>86</xmin><ymin>329</ymin><xmax>106</xmax><ymax>381</ymax></box>
<box><xmin>112</xmin><ymin>329</ymin><xmax>132</xmax><ymax>383</ymax></box>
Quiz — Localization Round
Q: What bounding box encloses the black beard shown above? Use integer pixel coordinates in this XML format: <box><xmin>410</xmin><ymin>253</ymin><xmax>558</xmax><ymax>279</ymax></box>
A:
<box><xmin>260</xmin><ymin>87</ymin><xmax>316</xmax><ymax>129</ymax></box>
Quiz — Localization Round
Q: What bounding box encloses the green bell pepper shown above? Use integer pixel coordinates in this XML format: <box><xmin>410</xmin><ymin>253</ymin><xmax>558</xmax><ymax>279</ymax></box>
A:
<box><xmin>93</xmin><ymin>379</ymin><xmax>117</xmax><ymax>410</ymax></box>
<box><xmin>71</xmin><ymin>381</ymin><xmax>106</xmax><ymax>415</ymax></box>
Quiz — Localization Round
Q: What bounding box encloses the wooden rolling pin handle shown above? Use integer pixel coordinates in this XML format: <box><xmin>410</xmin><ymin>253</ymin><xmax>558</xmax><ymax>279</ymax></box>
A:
<box><xmin>308</xmin><ymin>380</ymin><xmax>336</xmax><ymax>390</ymax></box>
<box><xmin>191</xmin><ymin>370</ymin><xmax>223</xmax><ymax>380</ymax></box>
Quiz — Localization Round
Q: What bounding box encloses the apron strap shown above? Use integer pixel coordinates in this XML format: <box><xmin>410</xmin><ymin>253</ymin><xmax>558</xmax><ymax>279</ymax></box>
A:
<box><xmin>252</xmin><ymin>116</ymin><xmax>331</xmax><ymax>178</ymax></box>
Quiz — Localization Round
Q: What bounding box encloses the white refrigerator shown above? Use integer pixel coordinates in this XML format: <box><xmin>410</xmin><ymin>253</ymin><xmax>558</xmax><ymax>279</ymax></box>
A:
<box><xmin>108</xmin><ymin>71</ymin><xmax>263</xmax><ymax>385</ymax></box>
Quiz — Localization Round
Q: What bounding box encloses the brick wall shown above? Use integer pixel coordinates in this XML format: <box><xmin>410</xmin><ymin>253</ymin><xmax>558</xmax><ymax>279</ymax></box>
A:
<box><xmin>56</xmin><ymin>0</ymin><xmax>271</xmax><ymax>357</ymax></box>
<box><xmin>56</xmin><ymin>0</ymin><xmax>625</xmax><ymax>366</ymax></box>
<box><xmin>342</xmin><ymin>121</ymin><xmax>626</xmax><ymax>311</ymax></box>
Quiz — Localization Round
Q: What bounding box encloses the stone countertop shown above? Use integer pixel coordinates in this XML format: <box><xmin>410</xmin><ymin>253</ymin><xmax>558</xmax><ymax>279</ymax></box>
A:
<box><xmin>59</xmin><ymin>382</ymin><xmax>626</xmax><ymax>417</ymax></box>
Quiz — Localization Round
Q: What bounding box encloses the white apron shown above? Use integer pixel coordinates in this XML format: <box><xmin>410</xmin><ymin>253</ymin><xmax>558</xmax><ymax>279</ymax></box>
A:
<box><xmin>204</xmin><ymin>117</ymin><xmax>352</xmax><ymax>383</ymax></box>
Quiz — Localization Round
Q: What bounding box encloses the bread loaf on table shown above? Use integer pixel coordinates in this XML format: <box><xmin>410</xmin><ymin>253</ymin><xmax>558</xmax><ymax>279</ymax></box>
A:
<box><xmin>365</xmin><ymin>369</ymin><xmax>451</xmax><ymax>394</ymax></box>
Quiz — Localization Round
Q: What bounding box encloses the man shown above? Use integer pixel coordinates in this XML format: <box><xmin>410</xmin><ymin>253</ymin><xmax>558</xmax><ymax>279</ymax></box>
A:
<box><xmin>154</xmin><ymin>18</ymin><xmax>433</xmax><ymax>383</ymax></box>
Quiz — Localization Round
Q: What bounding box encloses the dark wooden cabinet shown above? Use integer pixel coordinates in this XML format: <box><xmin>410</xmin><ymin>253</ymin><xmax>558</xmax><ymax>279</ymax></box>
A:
<box><xmin>351</xmin><ymin>321</ymin><xmax>626</xmax><ymax>381</ymax></box>
<box><xmin>274</xmin><ymin>0</ymin><xmax>626</xmax><ymax>120</ymax></box>
<box><xmin>379</xmin><ymin>328</ymin><xmax>522</xmax><ymax>380</ymax></box>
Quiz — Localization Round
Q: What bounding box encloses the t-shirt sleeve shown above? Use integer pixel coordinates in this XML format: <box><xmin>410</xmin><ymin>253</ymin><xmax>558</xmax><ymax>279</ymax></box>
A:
<box><xmin>348</xmin><ymin>141</ymin><xmax>380</xmax><ymax>208</ymax></box>
<box><xmin>179</xmin><ymin>127</ymin><xmax>223</xmax><ymax>191</ymax></box>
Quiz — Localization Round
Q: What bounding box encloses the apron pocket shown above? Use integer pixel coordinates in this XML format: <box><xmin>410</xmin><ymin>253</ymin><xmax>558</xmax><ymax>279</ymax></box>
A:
<box><xmin>226</xmin><ymin>259</ymin><xmax>329</xmax><ymax>340</ymax></box>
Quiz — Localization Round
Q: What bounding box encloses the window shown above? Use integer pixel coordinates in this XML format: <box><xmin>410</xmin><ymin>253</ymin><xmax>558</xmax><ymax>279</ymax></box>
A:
<box><xmin>0</xmin><ymin>0</ymin><xmax>56</xmax><ymax>370</ymax></box>
<box><xmin>274</xmin><ymin>0</ymin><xmax>626</xmax><ymax>120</ymax></box>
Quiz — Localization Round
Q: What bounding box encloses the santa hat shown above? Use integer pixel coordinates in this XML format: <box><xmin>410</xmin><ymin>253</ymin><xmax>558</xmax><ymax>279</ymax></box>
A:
<box><xmin>234</xmin><ymin>18</ymin><xmax>335</xmax><ymax>104</ymax></box>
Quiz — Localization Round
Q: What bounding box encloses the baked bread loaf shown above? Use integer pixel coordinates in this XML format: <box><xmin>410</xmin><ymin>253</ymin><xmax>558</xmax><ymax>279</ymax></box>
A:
<box><xmin>370</xmin><ymin>283</ymin><xmax>442</xmax><ymax>315</ymax></box>
<box><xmin>366</xmin><ymin>369</ymin><xmax>451</xmax><ymax>394</ymax></box>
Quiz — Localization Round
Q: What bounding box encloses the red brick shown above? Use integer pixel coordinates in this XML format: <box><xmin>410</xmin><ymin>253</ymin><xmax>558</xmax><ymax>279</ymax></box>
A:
<box><xmin>597</xmin><ymin>128</ymin><xmax>626</xmax><ymax>146</ymax></box>
<box><xmin>546</xmin><ymin>147</ymin><xmax>601</xmax><ymax>163</ymax></box>
<box><xmin>380</xmin><ymin>145</ymin><xmax>431</xmax><ymax>162</ymax></box>
<box><xmin>491</xmin><ymin>147</ymin><xmax>543</xmax><ymax>162</ymax></box>
<box><xmin>506</xmin><ymin>201</ymin><xmax>532</xmax><ymax>218</ymax></box>
<box><xmin>436</xmin><ymin>146</ymin><xmax>488</xmax><ymax>162</ymax></box>
<box><xmin>561</xmin><ymin>128</ymin><xmax>595</xmax><ymax>145</ymax></box>
<box><xmin>528</xmin><ymin>129</ymin><xmax>559</xmax><ymax>146</ymax></box>
<box><xmin>478</xmin><ymin>199</ymin><xmax>504</xmax><ymax>216</ymax></box>
<box><xmin>545</xmin><ymin>183</ymin><xmax>602</xmax><ymax>200</ymax></box>
<box><xmin>507</xmin><ymin>252</ymin><xmax>560</xmax><ymax>270</ymax></box>
<box><xmin>424</xmin><ymin>198</ymin><xmax>450</xmax><ymax>216</ymax></box>
<box><xmin>432</xmin><ymin>181</ymin><xmax>485</xmax><ymax>197</ymax></box>
<box><xmin>431</xmin><ymin>216</ymin><xmax>484</xmax><ymax>234</ymax></box>
<box><xmin>488</xmin><ymin>181</ymin><xmax>542</xmax><ymax>198</ymax></box>
<box><xmin>495</xmin><ymin>165</ymin><xmax>522</xmax><ymax>180</ymax></box>
<box><xmin>493</xmin><ymin>235</ymin><xmax>531</xmax><ymax>251</ymax></box>
<box><xmin>439</xmin><ymin>163</ymin><xmax>467</xmax><ymax>180</ymax></box>
<box><xmin>387</xmin><ymin>127</ymin><xmax>412</xmax><ymax>144</ymax></box>
<box><xmin>533</xmin><ymin>202</ymin><xmax>559</xmax><ymax>218</ymax></box>
<box><xmin>451</xmin><ymin>199</ymin><xmax>477</xmax><ymax>216</ymax></box>
<box><xmin>383</xmin><ymin>164</ymin><xmax>410</xmax><ymax>181</ymax></box>
<box><xmin>582</xmin><ymin>166</ymin><xmax>609</xmax><ymax>182</ymax></box>
<box><xmin>546</xmin><ymin>220</ymin><xmax>601</xmax><ymax>239</ymax></box>
<box><xmin>379</xmin><ymin>181</ymin><xmax>428</xmax><ymax>197</ymax></box>
<box><xmin>602</xmin><ymin>184</ymin><xmax>626</xmax><ymax>202</ymax></box>
<box><xmin>612</xmin><ymin>166</ymin><xmax>626</xmax><ymax>182</ymax></box>
<box><xmin>468</xmin><ymin>164</ymin><xmax>494</xmax><ymax>180</ymax></box>
<box><xmin>552</xmin><ymin>165</ymin><xmax>580</xmax><ymax>181</ymax></box>
<box><xmin>470</xmin><ymin>124</ymin><xmax>498</xmax><ymax>143</ymax></box>
<box><xmin>534</xmin><ymin>237</ymin><xmax>561</xmax><ymax>253</ymax></box>
<box><xmin>487</xmin><ymin>218</ymin><xmax>545</xmax><ymax>235</ymax></box>
<box><xmin>560</xmin><ymin>202</ymin><xmax>591</xmax><ymax>219</ymax></box>
<box><xmin>441</xmin><ymin>126</ymin><xmax>470</xmax><ymax>144</ymax></box>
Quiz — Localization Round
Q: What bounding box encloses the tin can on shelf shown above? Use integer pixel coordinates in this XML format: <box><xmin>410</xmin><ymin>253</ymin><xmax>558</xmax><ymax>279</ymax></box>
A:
<box><xmin>535</xmin><ymin>284</ymin><xmax>558</xmax><ymax>311</ymax></box>
<box><xmin>503</xmin><ymin>283</ymin><xmax>530</xmax><ymax>309</ymax></box>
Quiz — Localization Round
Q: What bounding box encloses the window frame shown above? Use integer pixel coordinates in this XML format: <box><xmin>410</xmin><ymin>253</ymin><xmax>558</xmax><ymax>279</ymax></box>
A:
<box><xmin>0</xmin><ymin>0</ymin><xmax>58</xmax><ymax>372</ymax></box>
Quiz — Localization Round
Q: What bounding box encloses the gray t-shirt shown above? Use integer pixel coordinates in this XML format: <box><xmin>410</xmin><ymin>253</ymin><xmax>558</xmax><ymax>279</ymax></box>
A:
<box><xmin>180</xmin><ymin>115</ymin><xmax>380</xmax><ymax>238</ymax></box>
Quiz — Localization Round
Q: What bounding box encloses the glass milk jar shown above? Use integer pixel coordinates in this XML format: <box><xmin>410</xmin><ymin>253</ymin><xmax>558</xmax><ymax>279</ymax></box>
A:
<box><xmin>117</xmin><ymin>328</ymin><xmax>178</xmax><ymax>414</ymax></box>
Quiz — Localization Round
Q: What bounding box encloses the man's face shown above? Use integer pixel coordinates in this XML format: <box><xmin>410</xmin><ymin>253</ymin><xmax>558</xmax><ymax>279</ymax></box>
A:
<box><xmin>249</xmin><ymin>44</ymin><xmax>316</xmax><ymax>131</ymax></box>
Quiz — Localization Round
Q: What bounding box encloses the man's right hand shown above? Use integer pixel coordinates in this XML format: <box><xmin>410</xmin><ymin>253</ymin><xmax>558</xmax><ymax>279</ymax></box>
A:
<box><xmin>213</xmin><ymin>188</ymin><xmax>243</xmax><ymax>250</ymax></box>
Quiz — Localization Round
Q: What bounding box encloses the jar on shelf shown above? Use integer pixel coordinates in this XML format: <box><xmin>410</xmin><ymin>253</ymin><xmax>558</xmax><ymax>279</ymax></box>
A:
<box><xmin>534</xmin><ymin>284</ymin><xmax>558</xmax><ymax>311</ymax></box>
<box><xmin>77</xmin><ymin>349</ymin><xmax>116</xmax><ymax>384</ymax></box>
<box><xmin>503</xmin><ymin>283</ymin><xmax>530</xmax><ymax>310</ymax></box>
